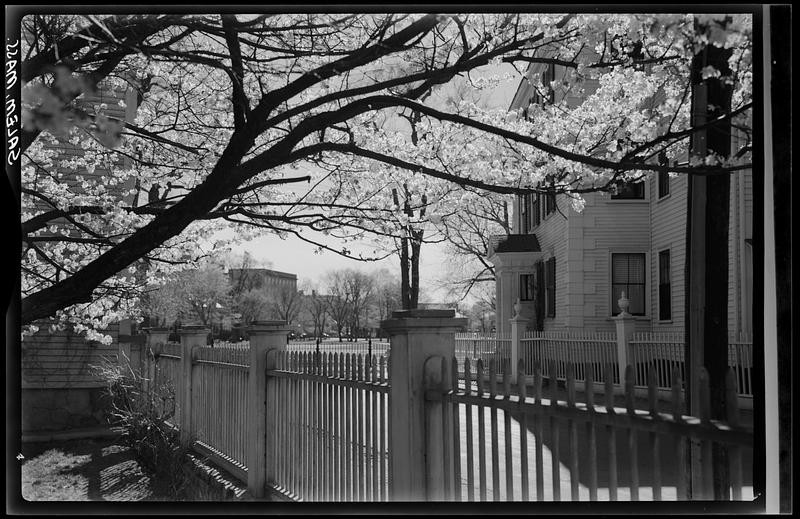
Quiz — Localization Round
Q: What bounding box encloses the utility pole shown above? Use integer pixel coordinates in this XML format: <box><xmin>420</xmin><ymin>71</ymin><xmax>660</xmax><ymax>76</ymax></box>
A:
<box><xmin>685</xmin><ymin>16</ymin><xmax>734</xmax><ymax>500</ymax></box>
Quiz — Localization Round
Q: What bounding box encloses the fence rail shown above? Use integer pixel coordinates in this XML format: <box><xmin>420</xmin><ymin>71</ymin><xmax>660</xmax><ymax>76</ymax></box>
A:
<box><xmin>267</xmin><ymin>350</ymin><xmax>391</xmax><ymax>502</ymax></box>
<box><xmin>286</xmin><ymin>340</ymin><xmax>390</xmax><ymax>357</ymax></box>
<box><xmin>428</xmin><ymin>357</ymin><xmax>753</xmax><ymax>501</ymax></box>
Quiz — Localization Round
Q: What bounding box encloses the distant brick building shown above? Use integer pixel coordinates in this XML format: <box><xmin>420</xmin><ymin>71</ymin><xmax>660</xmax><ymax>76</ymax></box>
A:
<box><xmin>228</xmin><ymin>268</ymin><xmax>298</xmax><ymax>295</ymax></box>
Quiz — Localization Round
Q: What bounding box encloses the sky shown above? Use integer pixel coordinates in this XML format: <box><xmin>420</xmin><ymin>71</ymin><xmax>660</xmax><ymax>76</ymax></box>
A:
<box><xmin>225</xmin><ymin>63</ymin><xmax>521</xmax><ymax>304</ymax></box>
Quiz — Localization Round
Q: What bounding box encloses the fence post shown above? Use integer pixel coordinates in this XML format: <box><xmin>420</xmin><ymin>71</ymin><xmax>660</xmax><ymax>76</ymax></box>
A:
<box><xmin>613</xmin><ymin>292</ymin><xmax>635</xmax><ymax>390</ymax></box>
<box><xmin>117</xmin><ymin>319</ymin><xmax>133</xmax><ymax>372</ymax></box>
<box><xmin>509</xmin><ymin>299</ymin><xmax>528</xmax><ymax>385</ymax></box>
<box><xmin>179</xmin><ymin>325</ymin><xmax>208</xmax><ymax>448</ymax></box>
<box><xmin>381</xmin><ymin>309</ymin><xmax>468</xmax><ymax>501</ymax></box>
<box><xmin>143</xmin><ymin>327</ymin><xmax>170</xmax><ymax>394</ymax></box>
<box><xmin>247</xmin><ymin>320</ymin><xmax>289</xmax><ymax>499</ymax></box>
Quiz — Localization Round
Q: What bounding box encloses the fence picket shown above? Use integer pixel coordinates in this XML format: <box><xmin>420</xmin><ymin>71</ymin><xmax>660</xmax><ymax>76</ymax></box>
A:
<box><xmin>517</xmin><ymin>360</ymin><xmax>529</xmax><ymax>502</ymax></box>
<box><xmin>726</xmin><ymin>368</ymin><xmax>743</xmax><ymax>500</ymax></box>
<box><xmin>503</xmin><ymin>368</ymin><xmax>514</xmax><ymax>501</ymax></box>
<box><xmin>489</xmin><ymin>359</ymin><xmax>500</xmax><ymax>501</ymax></box>
<box><xmin>533</xmin><ymin>362</ymin><xmax>544</xmax><ymax>501</ymax></box>
<box><xmin>648</xmin><ymin>367</ymin><xmax>662</xmax><ymax>501</ymax></box>
<box><xmin>362</xmin><ymin>355</ymin><xmax>371</xmax><ymax>501</ymax></box>
<box><xmin>548</xmin><ymin>360</ymin><xmax>561</xmax><ymax>501</ymax></box>
<box><xmin>585</xmin><ymin>364</ymin><xmax>598</xmax><ymax>501</ymax></box>
<box><xmin>625</xmin><ymin>365</ymin><xmax>639</xmax><ymax>501</ymax></box>
<box><xmin>671</xmin><ymin>367</ymin><xmax>688</xmax><ymax>500</ymax></box>
<box><xmin>342</xmin><ymin>354</ymin><xmax>352</xmax><ymax>501</ymax></box>
<box><xmin>476</xmin><ymin>359</ymin><xmax>487</xmax><ymax>502</ymax></box>
<box><xmin>698</xmin><ymin>367</ymin><xmax>714</xmax><ymax>500</ymax></box>
<box><xmin>464</xmin><ymin>359</ymin><xmax>475</xmax><ymax>502</ymax></box>
<box><xmin>379</xmin><ymin>355</ymin><xmax>387</xmax><ymax>501</ymax></box>
<box><xmin>566</xmin><ymin>364</ymin><xmax>579</xmax><ymax>501</ymax></box>
<box><xmin>605</xmin><ymin>364</ymin><xmax>618</xmax><ymax>501</ymax></box>
<box><xmin>371</xmin><ymin>355</ymin><xmax>379</xmax><ymax>501</ymax></box>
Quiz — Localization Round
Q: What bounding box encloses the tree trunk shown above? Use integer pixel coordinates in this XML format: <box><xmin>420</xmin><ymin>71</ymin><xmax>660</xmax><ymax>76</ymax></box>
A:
<box><xmin>400</xmin><ymin>234</ymin><xmax>411</xmax><ymax>309</ymax></box>
<box><xmin>410</xmin><ymin>230</ymin><xmax>423</xmax><ymax>309</ymax></box>
<box><xmin>685</xmin><ymin>19</ymin><xmax>733</xmax><ymax>499</ymax></box>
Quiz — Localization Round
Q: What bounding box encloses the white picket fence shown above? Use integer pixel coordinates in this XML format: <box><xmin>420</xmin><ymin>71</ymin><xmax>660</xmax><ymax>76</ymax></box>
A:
<box><xmin>455</xmin><ymin>332</ymin><xmax>512</xmax><ymax>368</ymax></box>
<box><xmin>522</xmin><ymin>331</ymin><xmax>619</xmax><ymax>384</ymax></box>
<box><xmin>427</xmin><ymin>356</ymin><xmax>753</xmax><ymax>501</ymax></box>
<box><xmin>267</xmin><ymin>350</ymin><xmax>390</xmax><ymax>501</ymax></box>
<box><xmin>454</xmin><ymin>330</ymin><xmax>755</xmax><ymax>398</ymax></box>
<box><xmin>133</xmin><ymin>320</ymin><xmax>755</xmax><ymax>502</ymax></box>
<box><xmin>628</xmin><ymin>332</ymin><xmax>754</xmax><ymax>397</ymax></box>
<box><xmin>145</xmin><ymin>340</ymin><xmax>251</xmax><ymax>481</ymax></box>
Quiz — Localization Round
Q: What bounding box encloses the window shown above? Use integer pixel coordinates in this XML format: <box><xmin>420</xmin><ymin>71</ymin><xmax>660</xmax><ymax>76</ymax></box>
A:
<box><xmin>535</xmin><ymin>261</ymin><xmax>545</xmax><ymax>327</ymax></box>
<box><xmin>520</xmin><ymin>274</ymin><xmax>535</xmax><ymax>301</ymax></box>
<box><xmin>658</xmin><ymin>171</ymin><xmax>670</xmax><ymax>198</ymax></box>
<box><xmin>520</xmin><ymin>193</ymin><xmax>541</xmax><ymax>233</ymax></box>
<box><xmin>543</xmin><ymin>63</ymin><xmax>556</xmax><ymax>104</ymax></box>
<box><xmin>658</xmin><ymin>250</ymin><xmax>671</xmax><ymax>320</ymax></box>
<box><xmin>610</xmin><ymin>180</ymin><xmax>645</xmax><ymax>200</ymax></box>
<box><xmin>611</xmin><ymin>253</ymin><xmax>646</xmax><ymax>315</ymax></box>
<box><xmin>520</xmin><ymin>194</ymin><xmax>529</xmax><ymax>233</ymax></box>
<box><xmin>545</xmin><ymin>257</ymin><xmax>556</xmax><ymax>317</ymax></box>
<box><xmin>544</xmin><ymin>192</ymin><xmax>556</xmax><ymax>216</ymax></box>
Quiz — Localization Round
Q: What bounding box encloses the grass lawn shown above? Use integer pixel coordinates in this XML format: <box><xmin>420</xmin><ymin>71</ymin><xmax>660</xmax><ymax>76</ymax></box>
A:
<box><xmin>21</xmin><ymin>437</ymin><xmax>166</xmax><ymax>501</ymax></box>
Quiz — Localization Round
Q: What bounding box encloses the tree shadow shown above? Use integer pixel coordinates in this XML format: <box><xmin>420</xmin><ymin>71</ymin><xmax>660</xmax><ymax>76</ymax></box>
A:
<box><xmin>512</xmin><ymin>378</ymin><xmax>754</xmax><ymax>497</ymax></box>
<box><xmin>56</xmin><ymin>439</ymin><xmax>159</xmax><ymax>501</ymax></box>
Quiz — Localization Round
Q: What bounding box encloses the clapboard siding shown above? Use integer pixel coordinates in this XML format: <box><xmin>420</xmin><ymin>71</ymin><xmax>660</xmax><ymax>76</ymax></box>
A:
<box><xmin>650</xmin><ymin>174</ymin><xmax>688</xmax><ymax>333</ymax></box>
<box><xmin>530</xmin><ymin>196</ymin><xmax>569</xmax><ymax>331</ymax></box>
<box><xmin>22</xmin><ymin>322</ymin><xmax>120</xmax><ymax>388</ymax></box>
<box><xmin>582</xmin><ymin>188</ymin><xmax>651</xmax><ymax>332</ymax></box>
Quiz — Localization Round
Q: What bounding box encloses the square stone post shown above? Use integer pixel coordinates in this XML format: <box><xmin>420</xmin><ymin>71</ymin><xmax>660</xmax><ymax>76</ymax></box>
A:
<box><xmin>381</xmin><ymin>309</ymin><xmax>467</xmax><ymax>501</ymax></box>
<box><xmin>143</xmin><ymin>327</ymin><xmax>170</xmax><ymax>395</ymax></box>
<box><xmin>509</xmin><ymin>299</ymin><xmax>529</xmax><ymax>385</ymax></box>
<box><xmin>613</xmin><ymin>292</ymin><xmax>635</xmax><ymax>390</ymax></box>
<box><xmin>179</xmin><ymin>325</ymin><xmax>208</xmax><ymax>448</ymax></box>
<box><xmin>247</xmin><ymin>320</ymin><xmax>289</xmax><ymax>499</ymax></box>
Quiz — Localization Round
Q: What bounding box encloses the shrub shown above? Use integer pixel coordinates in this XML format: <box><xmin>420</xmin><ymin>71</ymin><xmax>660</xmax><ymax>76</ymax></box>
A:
<box><xmin>92</xmin><ymin>356</ymin><xmax>191</xmax><ymax>498</ymax></box>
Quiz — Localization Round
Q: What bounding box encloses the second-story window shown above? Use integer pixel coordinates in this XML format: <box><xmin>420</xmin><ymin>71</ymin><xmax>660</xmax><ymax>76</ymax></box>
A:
<box><xmin>658</xmin><ymin>171</ymin><xmax>670</xmax><ymax>198</ymax></box>
<box><xmin>520</xmin><ymin>194</ymin><xmax>529</xmax><ymax>233</ymax></box>
<box><xmin>520</xmin><ymin>193</ymin><xmax>542</xmax><ymax>233</ymax></box>
<box><xmin>610</xmin><ymin>180</ymin><xmax>645</xmax><ymax>200</ymax></box>
<box><xmin>544</xmin><ymin>192</ymin><xmax>556</xmax><ymax>215</ymax></box>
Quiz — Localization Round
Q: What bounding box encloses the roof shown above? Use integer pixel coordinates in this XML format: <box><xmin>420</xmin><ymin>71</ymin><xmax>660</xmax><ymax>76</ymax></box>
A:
<box><xmin>227</xmin><ymin>268</ymin><xmax>297</xmax><ymax>280</ymax></box>
<box><xmin>491</xmin><ymin>234</ymin><xmax>541</xmax><ymax>254</ymax></box>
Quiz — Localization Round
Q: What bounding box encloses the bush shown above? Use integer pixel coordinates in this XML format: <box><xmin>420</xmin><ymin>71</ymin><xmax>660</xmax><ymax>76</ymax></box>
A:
<box><xmin>92</xmin><ymin>357</ymin><xmax>193</xmax><ymax>499</ymax></box>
